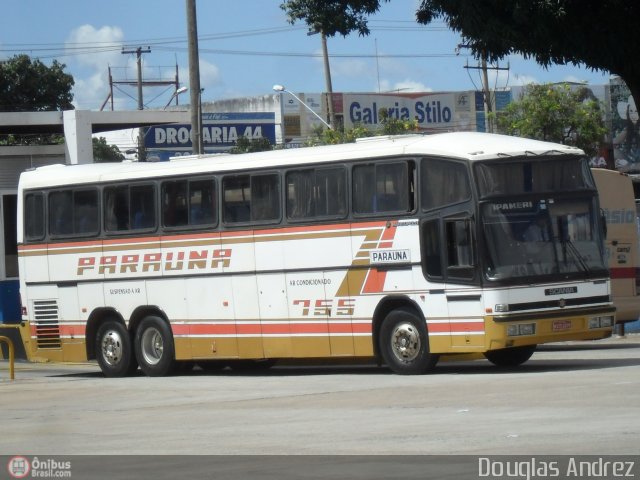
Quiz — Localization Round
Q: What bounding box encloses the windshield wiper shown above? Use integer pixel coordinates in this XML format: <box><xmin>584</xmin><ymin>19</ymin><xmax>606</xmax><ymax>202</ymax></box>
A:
<box><xmin>561</xmin><ymin>237</ymin><xmax>589</xmax><ymax>275</ymax></box>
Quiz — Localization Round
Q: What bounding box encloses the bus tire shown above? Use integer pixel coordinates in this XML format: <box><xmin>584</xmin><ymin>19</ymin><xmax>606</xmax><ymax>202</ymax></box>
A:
<box><xmin>134</xmin><ymin>316</ymin><xmax>176</xmax><ymax>377</ymax></box>
<box><xmin>96</xmin><ymin>320</ymin><xmax>137</xmax><ymax>378</ymax></box>
<box><xmin>484</xmin><ymin>345</ymin><xmax>536</xmax><ymax>367</ymax></box>
<box><xmin>379</xmin><ymin>308</ymin><xmax>438</xmax><ymax>375</ymax></box>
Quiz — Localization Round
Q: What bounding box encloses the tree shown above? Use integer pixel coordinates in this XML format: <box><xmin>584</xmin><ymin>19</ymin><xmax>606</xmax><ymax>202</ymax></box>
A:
<box><xmin>280</xmin><ymin>1</ymin><xmax>640</xmax><ymax>111</ymax></box>
<box><xmin>92</xmin><ymin>137</ymin><xmax>125</xmax><ymax>163</ymax></box>
<box><xmin>229</xmin><ymin>136</ymin><xmax>274</xmax><ymax>154</ymax></box>
<box><xmin>306</xmin><ymin>110</ymin><xmax>418</xmax><ymax>146</ymax></box>
<box><xmin>0</xmin><ymin>54</ymin><xmax>74</xmax><ymax>112</ymax></box>
<box><xmin>378</xmin><ymin>110</ymin><xmax>419</xmax><ymax>135</ymax></box>
<box><xmin>0</xmin><ymin>54</ymin><xmax>74</xmax><ymax>145</ymax></box>
<box><xmin>496</xmin><ymin>83</ymin><xmax>607</xmax><ymax>157</ymax></box>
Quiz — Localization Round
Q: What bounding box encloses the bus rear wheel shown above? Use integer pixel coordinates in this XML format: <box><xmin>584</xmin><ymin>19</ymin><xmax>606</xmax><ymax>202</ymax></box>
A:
<box><xmin>96</xmin><ymin>320</ymin><xmax>137</xmax><ymax>377</ymax></box>
<box><xmin>379</xmin><ymin>308</ymin><xmax>438</xmax><ymax>375</ymax></box>
<box><xmin>134</xmin><ymin>316</ymin><xmax>176</xmax><ymax>377</ymax></box>
<box><xmin>484</xmin><ymin>345</ymin><xmax>536</xmax><ymax>367</ymax></box>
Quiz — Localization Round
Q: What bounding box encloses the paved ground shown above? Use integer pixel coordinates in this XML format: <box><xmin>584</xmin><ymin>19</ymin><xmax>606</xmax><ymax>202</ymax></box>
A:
<box><xmin>1</xmin><ymin>335</ymin><xmax>639</xmax><ymax>456</ymax></box>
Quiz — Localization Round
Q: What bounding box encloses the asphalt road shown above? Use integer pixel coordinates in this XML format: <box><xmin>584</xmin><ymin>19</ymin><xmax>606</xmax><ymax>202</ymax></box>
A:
<box><xmin>1</xmin><ymin>336</ymin><xmax>639</xmax><ymax>456</ymax></box>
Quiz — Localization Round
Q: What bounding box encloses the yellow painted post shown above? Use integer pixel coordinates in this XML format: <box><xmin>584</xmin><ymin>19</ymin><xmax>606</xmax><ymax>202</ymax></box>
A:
<box><xmin>0</xmin><ymin>336</ymin><xmax>15</xmax><ymax>380</ymax></box>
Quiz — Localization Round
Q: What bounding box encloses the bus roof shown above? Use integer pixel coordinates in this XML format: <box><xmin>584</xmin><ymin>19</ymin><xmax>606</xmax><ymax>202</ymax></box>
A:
<box><xmin>19</xmin><ymin>132</ymin><xmax>584</xmax><ymax>189</ymax></box>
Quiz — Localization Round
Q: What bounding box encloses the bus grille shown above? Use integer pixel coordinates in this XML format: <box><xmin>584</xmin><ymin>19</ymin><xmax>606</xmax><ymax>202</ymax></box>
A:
<box><xmin>33</xmin><ymin>300</ymin><xmax>61</xmax><ymax>349</ymax></box>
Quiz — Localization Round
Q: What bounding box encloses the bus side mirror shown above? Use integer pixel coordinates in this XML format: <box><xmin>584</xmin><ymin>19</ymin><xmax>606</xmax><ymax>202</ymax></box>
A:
<box><xmin>600</xmin><ymin>209</ymin><xmax>607</xmax><ymax>238</ymax></box>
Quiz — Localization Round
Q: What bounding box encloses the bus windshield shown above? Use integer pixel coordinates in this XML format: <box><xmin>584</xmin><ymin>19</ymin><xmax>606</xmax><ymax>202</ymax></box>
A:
<box><xmin>476</xmin><ymin>157</ymin><xmax>606</xmax><ymax>282</ymax></box>
<box><xmin>481</xmin><ymin>198</ymin><xmax>607</xmax><ymax>281</ymax></box>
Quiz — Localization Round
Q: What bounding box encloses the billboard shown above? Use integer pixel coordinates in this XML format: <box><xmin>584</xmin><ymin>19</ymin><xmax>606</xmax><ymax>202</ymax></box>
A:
<box><xmin>144</xmin><ymin>112</ymin><xmax>276</xmax><ymax>161</ymax></box>
<box><xmin>340</xmin><ymin>92</ymin><xmax>475</xmax><ymax>132</ymax></box>
<box><xmin>610</xmin><ymin>77</ymin><xmax>640</xmax><ymax>172</ymax></box>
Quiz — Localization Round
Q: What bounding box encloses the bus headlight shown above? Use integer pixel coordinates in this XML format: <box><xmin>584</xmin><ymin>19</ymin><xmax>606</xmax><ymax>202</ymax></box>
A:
<box><xmin>507</xmin><ymin>323</ymin><xmax>536</xmax><ymax>336</ymax></box>
<box><xmin>494</xmin><ymin>304</ymin><xmax>509</xmax><ymax>313</ymax></box>
<box><xmin>589</xmin><ymin>316</ymin><xmax>614</xmax><ymax>329</ymax></box>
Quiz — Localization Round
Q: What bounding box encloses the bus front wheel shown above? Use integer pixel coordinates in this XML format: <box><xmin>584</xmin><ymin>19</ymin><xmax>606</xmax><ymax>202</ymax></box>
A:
<box><xmin>379</xmin><ymin>308</ymin><xmax>438</xmax><ymax>375</ymax></box>
<box><xmin>96</xmin><ymin>320</ymin><xmax>137</xmax><ymax>377</ymax></box>
<box><xmin>134</xmin><ymin>316</ymin><xmax>176</xmax><ymax>377</ymax></box>
<box><xmin>484</xmin><ymin>345</ymin><xmax>536</xmax><ymax>367</ymax></box>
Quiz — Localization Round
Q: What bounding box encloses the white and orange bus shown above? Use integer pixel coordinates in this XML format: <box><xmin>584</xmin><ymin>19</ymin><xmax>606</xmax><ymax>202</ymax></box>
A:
<box><xmin>592</xmin><ymin>168</ymin><xmax>640</xmax><ymax>331</ymax></box>
<box><xmin>17</xmin><ymin>132</ymin><xmax>615</xmax><ymax>377</ymax></box>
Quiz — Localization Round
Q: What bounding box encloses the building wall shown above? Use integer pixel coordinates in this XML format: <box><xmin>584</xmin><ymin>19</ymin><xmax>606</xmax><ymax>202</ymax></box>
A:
<box><xmin>0</xmin><ymin>144</ymin><xmax>65</xmax><ymax>322</ymax></box>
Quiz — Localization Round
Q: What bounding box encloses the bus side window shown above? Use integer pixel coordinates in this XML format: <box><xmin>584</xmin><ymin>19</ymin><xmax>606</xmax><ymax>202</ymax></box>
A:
<box><xmin>286</xmin><ymin>167</ymin><xmax>346</xmax><ymax>220</ymax></box>
<box><xmin>353</xmin><ymin>164</ymin><xmax>376</xmax><ymax>213</ymax></box>
<box><xmin>353</xmin><ymin>161</ymin><xmax>412</xmax><ymax>214</ymax></box>
<box><xmin>131</xmin><ymin>185</ymin><xmax>156</xmax><ymax>229</ymax></box>
<box><xmin>105</xmin><ymin>186</ymin><xmax>130</xmax><ymax>231</ymax></box>
<box><xmin>316</xmin><ymin>167</ymin><xmax>346</xmax><ymax>217</ymax></box>
<box><xmin>251</xmin><ymin>174</ymin><xmax>280</xmax><ymax>222</ymax></box>
<box><xmin>421</xmin><ymin>159</ymin><xmax>471</xmax><ymax>210</ymax></box>
<box><xmin>445</xmin><ymin>218</ymin><xmax>475</xmax><ymax>280</ymax></box>
<box><xmin>73</xmin><ymin>189</ymin><xmax>99</xmax><ymax>235</ymax></box>
<box><xmin>422</xmin><ymin>219</ymin><xmax>443</xmax><ymax>278</ymax></box>
<box><xmin>287</xmin><ymin>170</ymin><xmax>314</xmax><ymax>219</ymax></box>
<box><xmin>24</xmin><ymin>192</ymin><xmax>45</xmax><ymax>241</ymax></box>
<box><xmin>162</xmin><ymin>180</ymin><xmax>188</xmax><ymax>227</ymax></box>
<box><xmin>223</xmin><ymin>175</ymin><xmax>250</xmax><ymax>224</ymax></box>
<box><xmin>189</xmin><ymin>179</ymin><xmax>216</xmax><ymax>225</ymax></box>
<box><xmin>49</xmin><ymin>191</ymin><xmax>73</xmax><ymax>236</ymax></box>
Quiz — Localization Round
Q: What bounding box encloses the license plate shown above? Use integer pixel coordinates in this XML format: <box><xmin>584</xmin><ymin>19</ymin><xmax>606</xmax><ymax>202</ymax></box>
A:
<box><xmin>553</xmin><ymin>320</ymin><xmax>572</xmax><ymax>331</ymax></box>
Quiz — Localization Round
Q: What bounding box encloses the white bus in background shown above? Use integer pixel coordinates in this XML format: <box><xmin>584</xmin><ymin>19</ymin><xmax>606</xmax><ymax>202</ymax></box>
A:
<box><xmin>592</xmin><ymin>168</ymin><xmax>640</xmax><ymax>333</ymax></box>
<box><xmin>17</xmin><ymin>133</ymin><xmax>615</xmax><ymax>377</ymax></box>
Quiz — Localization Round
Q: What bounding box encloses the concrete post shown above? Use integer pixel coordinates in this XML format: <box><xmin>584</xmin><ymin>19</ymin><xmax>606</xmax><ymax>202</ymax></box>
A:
<box><xmin>63</xmin><ymin>110</ymin><xmax>94</xmax><ymax>164</ymax></box>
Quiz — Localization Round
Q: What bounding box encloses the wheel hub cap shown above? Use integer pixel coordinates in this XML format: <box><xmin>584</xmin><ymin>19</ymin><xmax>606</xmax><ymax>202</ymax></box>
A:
<box><xmin>101</xmin><ymin>331</ymin><xmax>123</xmax><ymax>366</ymax></box>
<box><xmin>391</xmin><ymin>322</ymin><xmax>420</xmax><ymax>363</ymax></box>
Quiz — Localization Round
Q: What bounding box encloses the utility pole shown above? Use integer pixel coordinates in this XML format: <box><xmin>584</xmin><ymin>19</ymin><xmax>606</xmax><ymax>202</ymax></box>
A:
<box><xmin>463</xmin><ymin>51</ymin><xmax>509</xmax><ymax>134</ymax></box>
<box><xmin>186</xmin><ymin>0</ymin><xmax>202</xmax><ymax>155</ymax></box>
<box><xmin>122</xmin><ymin>46</ymin><xmax>151</xmax><ymax>160</ymax></box>
<box><xmin>320</xmin><ymin>32</ymin><xmax>336</xmax><ymax>129</ymax></box>
<box><xmin>481</xmin><ymin>51</ymin><xmax>493</xmax><ymax>133</ymax></box>
<box><xmin>122</xmin><ymin>46</ymin><xmax>151</xmax><ymax>111</ymax></box>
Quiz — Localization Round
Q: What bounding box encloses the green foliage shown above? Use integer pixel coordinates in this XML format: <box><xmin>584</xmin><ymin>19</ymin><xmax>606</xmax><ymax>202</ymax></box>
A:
<box><xmin>497</xmin><ymin>83</ymin><xmax>607</xmax><ymax>157</ymax></box>
<box><xmin>0</xmin><ymin>54</ymin><xmax>74</xmax><ymax>145</ymax></box>
<box><xmin>92</xmin><ymin>137</ymin><xmax>124</xmax><ymax>163</ymax></box>
<box><xmin>229</xmin><ymin>136</ymin><xmax>274</xmax><ymax>154</ymax></box>
<box><xmin>280</xmin><ymin>0</ymin><xmax>387</xmax><ymax>36</ymax></box>
<box><xmin>0</xmin><ymin>54</ymin><xmax>74</xmax><ymax>112</ymax></box>
<box><xmin>378</xmin><ymin>109</ymin><xmax>419</xmax><ymax>135</ymax></box>
<box><xmin>280</xmin><ymin>0</ymin><xmax>640</xmax><ymax>112</ymax></box>
<box><xmin>306</xmin><ymin>124</ymin><xmax>371</xmax><ymax>146</ymax></box>
<box><xmin>0</xmin><ymin>133</ymin><xmax>65</xmax><ymax>147</ymax></box>
<box><xmin>305</xmin><ymin>109</ymin><xmax>419</xmax><ymax>146</ymax></box>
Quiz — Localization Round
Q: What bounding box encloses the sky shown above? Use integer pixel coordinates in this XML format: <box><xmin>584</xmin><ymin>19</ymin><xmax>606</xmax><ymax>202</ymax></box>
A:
<box><xmin>1</xmin><ymin>0</ymin><xmax>613</xmax><ymax>112</ymax></box>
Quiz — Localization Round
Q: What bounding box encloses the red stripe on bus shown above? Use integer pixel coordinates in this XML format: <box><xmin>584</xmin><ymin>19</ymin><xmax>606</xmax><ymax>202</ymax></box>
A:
<box><xmin>610</xmin><ymin>267</ymin><xmax>638</xmax><ymax>279</ymax></box>
<box><xmin>32</xmin><ymin>321</ymin><xmax>371</xmax><ymax>339</ymax></box>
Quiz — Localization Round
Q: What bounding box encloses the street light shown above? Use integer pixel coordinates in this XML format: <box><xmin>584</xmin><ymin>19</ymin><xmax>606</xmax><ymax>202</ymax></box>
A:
<box><xmin>164</xmin><ymin>86</ymin><xmax>188</xmax><ymax>109</ymax></box>
<box><xmin>272</xmin><ymin>84</ymin><xmax>332</xmax><ymax>129</ymax></box>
